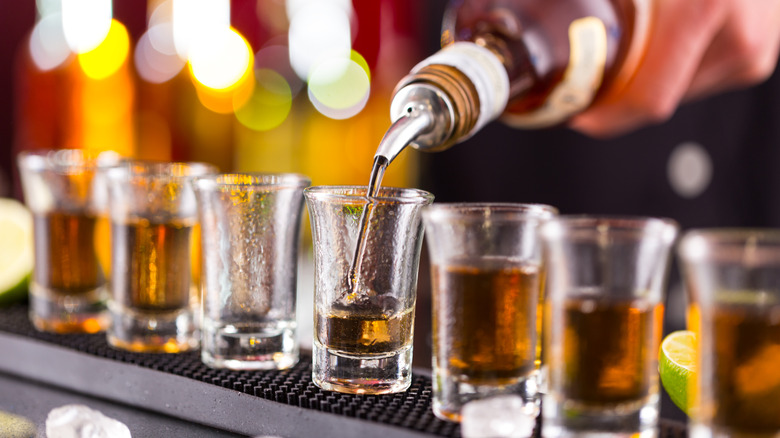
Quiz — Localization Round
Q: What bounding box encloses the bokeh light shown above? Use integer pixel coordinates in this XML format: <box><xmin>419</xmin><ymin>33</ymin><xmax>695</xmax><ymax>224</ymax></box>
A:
<box><xmin>78</xmin><ymin>19</ymin><xmax>130</xmax><ymax>80</ymax></box>
<box><xmin>36</xmin><ymin>0</ymin><xmax>61</xmax><ymax>17</ymax></box>
<box><xmin>286</xmin><ymin>0</ymin><xmax>352</xmax><ymax>19</ymax></box>
<box><xmin>350</xmin><ymin>50</ymin><xmax>371</xmax><ymax>82</ymax></box>
<box><xmin>235</xmin><ymin>69</ymin><xmax>292</xmax><ymax>131</ymax></box>
<box><xmin>29</xmin><ymin>13</ymin><xmax>71</xmax><ymax>71</ymax></box>
<box><xmin>189</xmin><ymin>27</ymin><xmax>253</xmax><ymax>90</ymax></box>
<box><xmin>135</xmin><ymin>24</ymin><xmax>186</xmax><ymax>83</ymax></box>
<box><xmin>62</xmin><ymin>0</ymin><xmax>112</xmax><ymax>53</ymax></box>
<box><xmin>255</xmin><ymin>44</ymin><xmax>305</xmax><ymax>97</ymax></box>
<box><xmin>135</xmin><ymin>0</ymin><xmax>184</xmax><ymax>83</ymax></box>
<box><xmin>193</xmin><ymin>69</ymin><xmax>254</xmax><ymax>114</ymax></box>
<box><xmin>288</xmin><ymin>1</ymin><xmax>351</xmax><ymax>81</ymax></box>
<box><xmin>149</xmin><ymin>0</ymin><xmax>174</xmax><ymax>29</ymax></box>
<box><xmin>172</xmin><ymin>0</ymin><xmax>230</xmax><ymax>60</ymax></box>
<box><xmin>308</xmin><ymin>57</ymin><xmax>370</xmax><ymax>120</ymax></box>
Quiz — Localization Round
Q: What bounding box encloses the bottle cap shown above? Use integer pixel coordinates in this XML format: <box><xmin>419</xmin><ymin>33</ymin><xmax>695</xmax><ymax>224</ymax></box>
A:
<box><xmin>412</xmin><ymin>42</ymin><xmax>509</xmax><ymax>137</ymax></box>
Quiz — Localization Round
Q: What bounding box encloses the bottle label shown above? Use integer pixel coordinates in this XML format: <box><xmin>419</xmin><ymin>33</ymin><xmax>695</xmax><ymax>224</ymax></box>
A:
<box><xmin>502</xmin><ymin>17</ymin><xmax>608</xmax><ymax>128</ymax></box>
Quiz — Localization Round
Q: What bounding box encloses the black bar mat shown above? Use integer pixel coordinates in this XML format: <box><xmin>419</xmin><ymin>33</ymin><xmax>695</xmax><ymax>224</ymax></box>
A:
<box><xmin>0</xmin><ymin>303</ymin><xmax>686</xmax><ymax>437</ymax></box>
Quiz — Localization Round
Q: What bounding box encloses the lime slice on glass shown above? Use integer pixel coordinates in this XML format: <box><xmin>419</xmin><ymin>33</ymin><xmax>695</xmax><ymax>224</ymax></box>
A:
<box><xmin>0</xmin><ymin>198</ymin><xmax>33</xmax><ymax>306</ymax></box>
<box><xmin>659</xmin><ymin>330</ymin><xmax>697</xmax><ymax>415</ymax></box>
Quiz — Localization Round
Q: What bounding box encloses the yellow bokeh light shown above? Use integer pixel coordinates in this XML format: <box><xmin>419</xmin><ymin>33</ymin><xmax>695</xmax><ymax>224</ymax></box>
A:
<box><xmin>308</xmin><ymin>56</ymin><xmax>370</xmax><ymax>119</ymax></box>
<box><xmin>235</xmin><ymin>69</ymin><xmax>292</xmax><ymax>131</ymax></box>
<box><xmin>189</xmin><ymin>27</ymin><xmax>253</xmax><ymax>91</ymax></box>
<box><xmin>194</xmin><ymin>69</ymin><xmax>255</xmax><ymax>114</ymax></box>
<box><xmin>350</xmin><ymin>50</ymin><xmax>370</xmax><ymax>82</ymax></box>
<box><xmin>77</xmin><ymin>19</ymin><xmax>129</xmax><ymax>80</ymax></box>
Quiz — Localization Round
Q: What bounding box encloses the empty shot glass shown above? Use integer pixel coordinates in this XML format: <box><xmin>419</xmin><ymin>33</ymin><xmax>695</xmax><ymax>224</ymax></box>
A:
<box><xmin>422</xmin><ymin>203</ymin><xmax>557</xmax><ymax>422</ymax></box>
<box><xmin>540</xmin><ymin>216</ymin><xmax>678</xmax><ymax>437</ymax></box>
<box><xmin>106</xmin><ymin>161</ymin><xmax>216</xmax><ymax>353</ymax></box>
<box><xmin>17</xmin><ymin>149</ymin><xmax>121</xmax><ymax>333</ymax></box>
<box><xmin>678</xmin><ymin>229</ymin><xmax>780</xmax><ymax>438</ymax></box>
<box><xmin>194</xmin><ymin>173</ymin><xmax>310</xmax><ymax>370</ymax></box>
<box><xmin>305</xmin><ymin>185</ymin><xmax>434</xmax><ymax>394</ymax></box>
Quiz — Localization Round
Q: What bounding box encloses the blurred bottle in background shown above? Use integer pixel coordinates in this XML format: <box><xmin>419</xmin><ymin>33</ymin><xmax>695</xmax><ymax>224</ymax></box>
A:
<box><xmin>13</xmin><ymin>0</ymin><xmax>424</xmax><ymax>188</ymax></box>
<box><xmin>15</xmin><ymin>1</ymin><xmax>137</xmax><ymax>158</ymax></box>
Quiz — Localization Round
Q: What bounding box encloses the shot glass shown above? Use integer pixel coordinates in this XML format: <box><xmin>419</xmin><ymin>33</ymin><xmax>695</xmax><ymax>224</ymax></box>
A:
<box><xmin>17</xmin><ymin>149</ymin><xmax>121</xmax><ymax>333</ymax></box>
<box><xmin>540</xmin><ymin>216</ymin><xmax>678</xmax><ymax>437</ymax></box>
<box><xmin>678</xmin><ymin>229</ymin><xmax>780</xmax><ymax>438</ymax></box>
<box><xmin>305</xmin><ymin>185</ymin><xmax>434</xmax><ymax>394</ymax></box>
<box><xmin>106</xmin><ymin>161</ymin><xmax>216</xmax><ymax>353</ymax></box>
<box><xmin>193</xmin><ymin>173</ymin><xmax>310</xmax><ymax>370</ymax></box>
<box><xmin>422</xmin><ymin>203</ymin><xmax>558</xmax><ymax>422</ymax></box>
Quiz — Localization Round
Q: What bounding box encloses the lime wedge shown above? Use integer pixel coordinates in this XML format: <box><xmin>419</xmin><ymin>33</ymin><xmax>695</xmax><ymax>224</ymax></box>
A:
<box><xmin>0</xmin><ymin>410</ymin><xmax>36</xmax><ymax>437</ymax></box>
<box><xmin>0</xmin><ymin>198</ymin><xmax>33</xmax><ymax>306</ymax></box>
<box><xmin>659</xmin><ymin>330</ymin><xmax>697</xmax><ymax>415</ymax></box>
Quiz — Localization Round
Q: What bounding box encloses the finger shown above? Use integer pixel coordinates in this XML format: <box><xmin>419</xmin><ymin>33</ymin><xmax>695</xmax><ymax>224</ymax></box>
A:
<box><xmin>685</xmin><ymin>1</ymin><xmax>780</xmax><ymax>100</ymax></box>
<box><xmin>569</xmin><ymin>0</ymin><xmax>727</xmax><ymax>138</ymax></box>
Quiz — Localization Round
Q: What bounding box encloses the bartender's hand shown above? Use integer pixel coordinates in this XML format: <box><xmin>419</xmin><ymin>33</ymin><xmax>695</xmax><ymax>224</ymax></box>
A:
<box><xmin>570</xmin><ymin>0</ymin><xmax>780</xmax><ymax>138</ymax></box>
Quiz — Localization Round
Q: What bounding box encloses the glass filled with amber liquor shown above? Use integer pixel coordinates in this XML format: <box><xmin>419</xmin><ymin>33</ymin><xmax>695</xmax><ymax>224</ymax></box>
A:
<box><xmin>305</xmin><ymin>186</ymin><xmax>434</xmax><ymax>394</ymax></box>
<box><xmin>106</xmin><ymin>161</ymin><xmax>216</xmax><ymax>353</ymax></box>
<box><xmin>540</xmin><ymin>216</ymin><xmax>678</xmax><ymax>437</ymax></box>
<box><xmin>422</xmin><ymin>203</ymin><xmax>557</xmax><ymax>422</ymax></box>
<box><xmin>17</xmin><ymin>149</ymin><xmax>121</xmax><ymax>333</ymax></box>
<box><xmin>678</xmin><ymin>229</ymin><xmax>780</xmax><ymax>438</ymax></box>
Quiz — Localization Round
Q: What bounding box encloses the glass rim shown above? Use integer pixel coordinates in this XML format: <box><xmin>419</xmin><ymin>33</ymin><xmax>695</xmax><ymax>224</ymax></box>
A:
<box><xmin>681</xmin><ymin>228</ymin><xmax>780</xmax><ymax>242</ymax></box>
<box><xmin>540</xmin><ymin>214</ymin><xmax>679</xmax><ymax>242</ymax></box>
<box><xmin>422</xmin><ymin>202</ymin><xmax>558</xmax><ymax>222</ymax></box>
<box><xmin>303</xmin><ymin>185</ymin><xmax>434</xmax><ymax>205</ymax></box>
<box><xmin>106</xmin><ymin>160</ymin><xmax>217</xmax><ymax>181</ymax></box>
<box><xmin>193</xmin><ymin>172</ymin><xmax>311</xmax><ymax>191</ymax></box>
<box><xmin>679</xmin><ymin>228</ymin><xmax>780</xmax><ymax>263</ymax></box>
<box><xmin>17</xmin><ymin>149</ymin><xmax>123</xmax><ymax>172</ymax></box>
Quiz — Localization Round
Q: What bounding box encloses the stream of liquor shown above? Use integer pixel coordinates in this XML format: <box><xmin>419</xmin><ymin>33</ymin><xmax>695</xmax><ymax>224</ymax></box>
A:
<box><xmin>347</xmin><ymin>155</ymin><xmax>389</xmax><ymax>292</ymax></box>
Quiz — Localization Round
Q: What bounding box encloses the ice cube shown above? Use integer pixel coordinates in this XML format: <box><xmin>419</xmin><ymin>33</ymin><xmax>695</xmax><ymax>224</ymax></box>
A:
<box><xmin>460</xmin><ymin>395</ymin><xmax>535</xmax><ymax>438</ymax></box>
<box><xmin>46</xmin><ymin>405</ymin><xmax>131</xmax><ymax>438</ymax></box>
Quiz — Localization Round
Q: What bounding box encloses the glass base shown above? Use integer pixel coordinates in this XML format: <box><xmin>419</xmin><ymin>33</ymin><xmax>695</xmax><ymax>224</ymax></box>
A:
<box><xmin>312</xmin><ymin>341</ymin><xmax>412</xmax><ymax>394</ymax></box>
<box><xmin>107</xmin><ymin>301</ymin><xmax>198</xmax><ymax>353</ymax></box>
<box><xmin>201</xmin><ymin>320</ymin><xmax>299</xmax><ymax>370</ymax></box>
<box><xmin>29</xmin><ymin>282</ymin><xmax>108</xmax><ymax>334</ymax></box>
<box><xmin>542</xmin><ymin>394</ymin><xmax>659</xmax><ymax>437</ymax></box>
<box><xmin>433</xmin><ymin>371</ymin><xmax>540</xmax><ymax>422</ymax></box>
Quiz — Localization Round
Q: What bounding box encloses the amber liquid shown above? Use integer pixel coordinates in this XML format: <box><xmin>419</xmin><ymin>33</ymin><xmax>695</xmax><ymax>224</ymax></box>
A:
<box><xmin>447</xmin><ymin>0</ymin><xmax>637</xmax><ymax>115</ymax></box>
<box><xmin>317</xmin><ymin>302</ymin><xmax>414</xmax><ymax>356</ymax></box>
<box><xmin>33</xmin><ymin>211</ymin><xmax>106</xmax><ymax>295</ymax></box>
<box><xmin>710</xmin><ymin>305</ymin><xmax>780</xmax><ymax>434</ymax></box>
<box><xmin>432</xmin><ymin>261</ymin><xmax>540</xmax><ymax>385</ymax></box>
<box><xmin>111</xmin><ymin>217</ymin><xmax>195</xmax><ymax>313</ymax></box>
<box><xmin>560</xmin><ymin>298</ymin><xmax>662</xmax><ymax>404</ymax></box>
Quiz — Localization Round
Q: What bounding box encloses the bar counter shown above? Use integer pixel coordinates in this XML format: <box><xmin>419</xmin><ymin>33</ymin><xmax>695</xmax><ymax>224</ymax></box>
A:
<box><xmin>0</xmin><ymin>303</ymin><xmax>687</xmax><ymax>437</ymax></box>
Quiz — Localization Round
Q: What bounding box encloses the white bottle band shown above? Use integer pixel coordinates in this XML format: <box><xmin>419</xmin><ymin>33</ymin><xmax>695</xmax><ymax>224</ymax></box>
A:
<box><xmin>412</xmin><ymin>42</ymin><xmax>509</xmax><ymax>139</ymax></box>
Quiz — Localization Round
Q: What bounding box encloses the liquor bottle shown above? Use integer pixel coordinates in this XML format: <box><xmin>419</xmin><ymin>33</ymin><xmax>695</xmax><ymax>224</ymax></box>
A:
<box><xmin>374</xmin><ymin>0</ymin><xmax>650</xmax><ymax>163</ymax></box>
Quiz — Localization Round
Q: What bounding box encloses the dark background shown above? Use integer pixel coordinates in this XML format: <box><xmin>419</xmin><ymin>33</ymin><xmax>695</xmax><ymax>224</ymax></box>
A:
<box><xmin>0</xmin><ymin>2</ymin><xmax>36</xmax><ymax>196</ymax></box>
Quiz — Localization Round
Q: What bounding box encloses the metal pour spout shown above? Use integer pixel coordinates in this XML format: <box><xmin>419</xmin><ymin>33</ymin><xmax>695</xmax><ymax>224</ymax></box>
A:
<box><xmin>374</xmin><ymin>83</ymin><xmax>457</xmax><ymax>164</ymax></box>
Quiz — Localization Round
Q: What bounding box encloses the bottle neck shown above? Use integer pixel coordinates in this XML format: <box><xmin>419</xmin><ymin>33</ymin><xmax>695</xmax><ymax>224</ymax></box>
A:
<box><xmin>378</xmin><ymin>42</ymin><xmax>510</xmax><ymax>161</ymax></box>
<box><xmin>393</xmin><ymin>64</ymin><xmax>481</xmax><ymax>152</ymax></box>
